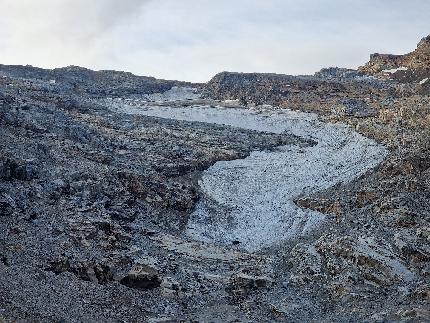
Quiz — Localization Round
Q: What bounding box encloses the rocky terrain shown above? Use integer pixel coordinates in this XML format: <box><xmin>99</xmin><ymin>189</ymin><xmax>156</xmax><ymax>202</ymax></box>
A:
<box><xmin>1</xmin><ymin>35</ymin><xmax>430</xmax><ymax>322</ymax></box>
<box><xmin>0</xmin><ymin>64</ymin><xmax>201</xmax><ymax>98</ymax></box>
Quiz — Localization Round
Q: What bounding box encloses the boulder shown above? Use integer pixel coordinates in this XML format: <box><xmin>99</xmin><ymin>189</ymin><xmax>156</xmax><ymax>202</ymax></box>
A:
<box><xmin>229</xmin><ymin>273</ymin><xmax>273</xmax><ymax>295</ymax></box>
<box><xmin>120</xmin><ymin>264</ymin><xmax>161</xmax><ymax>290</ymax></box>
<box><xmin>0</xmin><ymin>157</ymin><xmax>38</xmax><ymax>181</ymax></box>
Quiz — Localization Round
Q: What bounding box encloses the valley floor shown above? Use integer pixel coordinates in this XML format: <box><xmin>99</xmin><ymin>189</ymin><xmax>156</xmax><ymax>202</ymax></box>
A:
<box><xmin>1</xmin><ymin>72</ymin><xmax>430</xmax><ymax>322</ymax></box>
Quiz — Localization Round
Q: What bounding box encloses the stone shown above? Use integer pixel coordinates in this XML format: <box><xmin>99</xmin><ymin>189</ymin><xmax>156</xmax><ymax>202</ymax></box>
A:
<box><xmin>0</xmin><ymin>194</ymin><xmax>15</xmax><ymax>217</ymax></box>
<box><xmin>315</xmin><ymin>235</ymin><xmax>416</xmax><ymax>285</ymax></box>
<box><xmin>120</xmin><ymin>264</ymin><xmax>161</xmax><ymax>290</ymax></box>
<box><xmin>0</xmin><ymin>158</ymin><xmax>37</xmax><ymax>181</ymax></box>
<box><xmin>160</xmin><ymin>277</ymin><xmax>181</xmax><ymax>298</ymax></box>
<box><xmin>295</xmin><ymin>197</ymin><xmax>343</xmax><ymax>217</ymax></box>
<box><xmin>229</xmin><ymin>273</ymin><xmax>274</xmax><ymax>295</ymax></box>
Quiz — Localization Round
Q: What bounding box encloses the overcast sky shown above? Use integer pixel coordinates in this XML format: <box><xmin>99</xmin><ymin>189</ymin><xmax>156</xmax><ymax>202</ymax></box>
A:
<box><xmin>0</xmin><ymin>0</ymin><xmax>429</xmax><ymax>82</ymax></box>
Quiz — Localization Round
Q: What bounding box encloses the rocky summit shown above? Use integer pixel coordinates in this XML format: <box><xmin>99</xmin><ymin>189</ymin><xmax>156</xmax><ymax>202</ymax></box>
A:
<box><xmin>1</xmin><ymin>35</ymin><xmax>430</xmax><ymax>323</ymax></box>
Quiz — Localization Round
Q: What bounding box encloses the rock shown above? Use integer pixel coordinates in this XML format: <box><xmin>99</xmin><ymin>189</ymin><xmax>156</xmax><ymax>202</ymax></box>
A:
<box><xmin>295</xmin><ymin>197</ymin><xmax>343</xmax><ymax>217</ymax></box>
<box><xmin>0</xmin><ymin>63</ymin><xmax>197</xmax><ymax>97</ymax></box>
<box><xmin>417</xmin><ymin>227</ymin><xmax>430</xmax><ymax>241</ymax></box>
<box><xmin>359</xmin><ymin>34</ymin><xmax>430</xmax><ymax>85</ymax></box>
<box><xmin>288</xmin><ymin>244</ymin><xmax>325</xmax><ymax>285</ymax></box>
<box><xmin>229</xmin><ymin>273</ymin><xmax>273</xmax><ymax>295</ymax></box>
<box><xmin>393</xmin><ymin>231</ymin><xmax>430</xmax><ymax>266</ymax></box>
<box><xmin>47</xmin><ymin>258</ymin><xmax>114</xmax><ymax>284</ymax></box>
<box><xmin>355</xmin><ymin>190</ymin><xmax>378</xmax><ymax>208</ymax></box>
<box><xmin>314</xmin><ymin>67</ymin><xmax>365</xmax><ymax>81</ymax></box>
<box><xmin>334</xmin><ymin>99</ymin><xmax>377</xmax><ymax>118</ymax></box>
<box><xmin>0</xmin><ymin>194</ymin><xmax>15</xmax><ymax>217</ymax></box>
<box><xmin>160</xmin><ymin>277</ymin><xmax>182</xmax><ymax>298</ymax></box>
<box><xmin>289</xmin><ymin>235</ymin><xmax>415</xmax><ymax>291</ymax></box>
<box><xmin>359</xmin><ymin>53</ymin><xmax>404</xmax><ymax>74</ymax></box>
<box><xmin>411</xmin><ymin>284</ymin><xmax>430</xmax><ymax>302</ymax></box>
<box><xmin>120</xmin><ymin>264</ymin><xmax>161</xmax><ymax>290</ymax></box>
<box><xmin>204</xmin><ymin>69</ymin><xmax>391</xmax><ymax>114</ymax></box>
<box><xmin>393</xmin><ymin>307</ymin><xmax>430</xmax><ymax>321</ymax></box>
<box><xmin>0</xmin><ymin>158</ymin><xmax>37</xmax><ymax>181</ymax></box>
<box><xmin>147</xmin><ymin>317</ymin><xmax>178</xmax><ymax>323</ymax></box>
<box><xmin>315</xmin><ymin>235</ymin><xmax>415</xmax><ymax>286</ymax></box>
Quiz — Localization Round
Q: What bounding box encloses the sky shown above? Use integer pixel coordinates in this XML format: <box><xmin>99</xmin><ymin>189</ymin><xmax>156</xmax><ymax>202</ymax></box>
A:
<box><xmin>0</xmin><ymin>0</ymin><xmax>429</xmax><ymax>82</ymax></box>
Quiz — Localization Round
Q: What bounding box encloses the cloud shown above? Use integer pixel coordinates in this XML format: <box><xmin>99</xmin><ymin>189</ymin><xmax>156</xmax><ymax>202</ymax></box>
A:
<box><xmin>0</xmin><ymin>0</ymin><xmax>150</xmax><ymax>68</ymax></box>
<box><xmin>0</xmin><ymin>0</ymin><xmax>429</xmax><ymax>82</ymax></box>
<box><xmin>0</xmin><ymin>0</ymin><xmax>149</xmax><ymax>40</ymax></box>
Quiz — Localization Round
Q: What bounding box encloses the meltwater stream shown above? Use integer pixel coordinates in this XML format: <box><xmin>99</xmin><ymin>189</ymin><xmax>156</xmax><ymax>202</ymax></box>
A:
<box><xmin>112</xmin><ymin>103</ymin><xmax>388</xmax><ymax>251</ymax></box>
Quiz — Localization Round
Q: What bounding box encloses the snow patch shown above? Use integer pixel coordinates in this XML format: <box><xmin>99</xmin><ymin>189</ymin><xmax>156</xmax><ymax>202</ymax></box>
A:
<box><xmin>419</xmin><ymin>78</ymin><xmax>429</xmax><ymax>85</ymax></box>
<box><xmin>382</xmin><ymin>66</ymin><xmax>408</xmax><ymax>74</ymax></box>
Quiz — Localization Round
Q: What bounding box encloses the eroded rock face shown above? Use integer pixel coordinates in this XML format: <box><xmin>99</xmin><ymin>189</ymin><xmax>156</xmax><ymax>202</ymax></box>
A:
<box><xmin>360</xmin><ymin>35</ymin><xmax>430</xmax><ymax>73</ymax></box>
<box><xmin>359</xmin><ymin>35</ymin><xmax>430</xmax><ymax>91</ymax></box>
<box><xmin>359</xmin><ymin>53</ymin><xmax>405</xmax><ymax>74</ymax></box>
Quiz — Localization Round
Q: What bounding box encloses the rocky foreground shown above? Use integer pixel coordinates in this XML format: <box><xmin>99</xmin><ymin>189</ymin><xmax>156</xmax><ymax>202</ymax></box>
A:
<box><xmin>1</xmin><ymin>36</ymin><xmax>430</xmax><ymax>322</ymax></box>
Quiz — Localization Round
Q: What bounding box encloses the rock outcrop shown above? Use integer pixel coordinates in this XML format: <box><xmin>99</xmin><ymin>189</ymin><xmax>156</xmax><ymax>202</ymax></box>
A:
<box><xmin>359</xmin><ymin>35</ymin><xmax>430</xmax><ymax>92</ymax></box>
<box><xmin>203</xmin><ymin>69</ymin><xmax>394</xmax><ymax>114</ymax></box>
<box><xmin>360</xmin><ymin>35</ymin><xmax>430</xmax><ymax>74</ymax></box>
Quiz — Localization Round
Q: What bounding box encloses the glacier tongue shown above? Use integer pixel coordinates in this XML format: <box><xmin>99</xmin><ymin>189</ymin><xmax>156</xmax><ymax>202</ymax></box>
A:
<box><xmin>111</xmin><ymin>103</ymin><xmax>388</xmax><ymax>251</ymax></box>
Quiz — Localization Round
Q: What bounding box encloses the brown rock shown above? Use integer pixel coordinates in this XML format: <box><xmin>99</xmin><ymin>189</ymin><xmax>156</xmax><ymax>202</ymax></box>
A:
<box><xmin>296</xmin><ymin>197</ymin><xmax>343</xmax><ymax>217</ymax></box>
<box><xmin>229</xmin><ymin>273</ymin><xmax>274</xmax><ymax>295</ymax></box>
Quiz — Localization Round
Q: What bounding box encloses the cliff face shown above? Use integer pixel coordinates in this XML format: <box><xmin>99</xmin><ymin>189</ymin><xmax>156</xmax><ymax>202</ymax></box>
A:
<box><xmin>359</xmin><ymin>35</ymin><xmax>430</xmax><ymax>82</ymax></box>
<box><xmin>204</xmin><ymin>72</ymin><xmax>300</xmax><ymax>104</ymax></box>
<box><xmin>359</xmin><ymin>53</ymin><xmax>405</xmax><ymax>74</ymax></box>
<box><xmin>408</xmin><ymin>35</ymin><xmax>430</xmax><ymax>69</ymax></box>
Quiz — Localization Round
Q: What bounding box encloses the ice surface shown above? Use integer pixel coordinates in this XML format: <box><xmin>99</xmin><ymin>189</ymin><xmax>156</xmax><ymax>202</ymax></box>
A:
<box><xmin>111</xmin><ymin>102</ymin><xmax>388</xmax><ymax>251</ymax></box>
